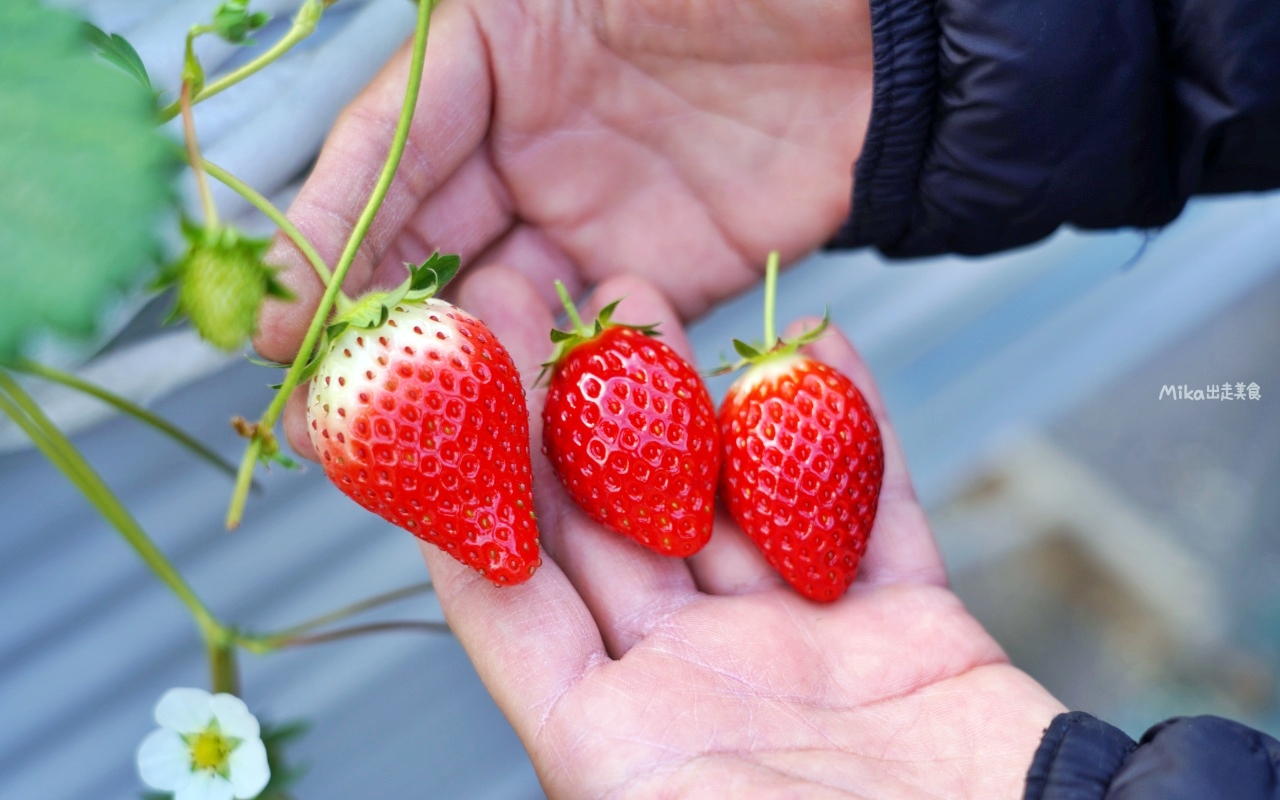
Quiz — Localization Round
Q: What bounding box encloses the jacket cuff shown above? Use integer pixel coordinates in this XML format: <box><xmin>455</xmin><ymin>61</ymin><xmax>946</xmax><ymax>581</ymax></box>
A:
<box><xmin>827</xmin><ymin>0</ymin><xmax>938</xmax><ymax>251</ymax></box>
<box><xmin>1025</xmin><ymin>712</ymin><xmax>1280</xmax><ymax>800</ymax></box>
<box><xmin>1024</xmin><ymin>712</ymin><xmax>1136</xmax><ymax>800</ymax></box>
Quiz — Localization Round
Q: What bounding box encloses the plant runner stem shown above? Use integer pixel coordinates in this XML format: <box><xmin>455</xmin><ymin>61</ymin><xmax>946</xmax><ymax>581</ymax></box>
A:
<box><xmin>0</xmin><ymin>371</ymin><xmax>226</xmax><ymax>643</ymax></box>
<box><xmin>225</xmin><ymin>0</ymin><xmax>439</xmax><ymax>529</ymax></box>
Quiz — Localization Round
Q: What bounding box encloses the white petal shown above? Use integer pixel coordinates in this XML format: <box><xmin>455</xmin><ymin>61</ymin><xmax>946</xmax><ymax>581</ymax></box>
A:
<box><xmin>155</xmin><ymin>687</ymin><xmax>216</xmax><ymax>733</ymax></box>
<box><xmin>209</xmin><ymin>693</ymin><xmax>260</xmax><ymax>740</ymax></box>
<box><xmin>174</xmin><ymin>771</ymin><xmax>234</xmax><ymax>800</ymax></box>
<box><xmin>137</xmin><ymin>728</ymin><xmax>194</xmax><ymax>791</ymax></box>
<box><xmin>228</xmin><ymin>738</ymin><xmax>270</xmax><ymax>799</ymax></box>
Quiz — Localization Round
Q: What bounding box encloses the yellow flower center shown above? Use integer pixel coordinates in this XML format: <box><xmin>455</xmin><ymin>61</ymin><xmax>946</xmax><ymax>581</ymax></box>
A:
<box><xmin>189</xmin><ymin>729</ymin><xmax>233</xmax><ymax>772</ymax></box>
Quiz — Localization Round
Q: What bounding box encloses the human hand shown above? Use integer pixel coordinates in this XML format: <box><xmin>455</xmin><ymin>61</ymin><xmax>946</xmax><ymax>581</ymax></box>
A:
<box><xmin>255</xmin><ymin>0</ymin><xmax>875</xmax><ymax>376</ymax></box>
<box><xmin>420</xmin><ymin>266</ymin><xmax>1064</xmax><ymax>799</ymax></box>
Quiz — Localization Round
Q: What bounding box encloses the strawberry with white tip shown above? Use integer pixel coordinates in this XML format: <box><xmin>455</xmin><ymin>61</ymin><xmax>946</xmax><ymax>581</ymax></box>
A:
<box><xmin>305</xmin><ymin>255</ymin><xmax>541</xmax><ymax>586</ymax></box>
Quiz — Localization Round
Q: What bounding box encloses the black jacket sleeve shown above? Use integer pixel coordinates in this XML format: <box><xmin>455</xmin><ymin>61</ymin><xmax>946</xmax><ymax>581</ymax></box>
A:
<box><xmin>833</xmin><ymin>0</ymin><xmax>1280</xmax><ymax>257</ymax></box>
<box><xmin>1024</xmin><ymin>712</ymin><xmax>1280</xmax><ymax>800</ymax></box>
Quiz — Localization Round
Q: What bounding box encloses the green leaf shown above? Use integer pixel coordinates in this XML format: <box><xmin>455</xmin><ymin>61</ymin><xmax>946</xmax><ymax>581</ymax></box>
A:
<box><xmin>0</xmin><ymin>0</ymin><xmax>178</xmax><ymax>364</ymax></box>
<box><xmin>82</xmin><ymin>23</ymin><xmax>151</xmax><ymax>93</ymax></box>
<box><xmin>407</xmin><ymin>252</ymin><xmax>460</xmax><ymax>293</ymax></box>
<box><xmin>732</xmin><ymin>339</ymin><xmax>761</xmax><ymax>359</ymax></box>
<box><xmin>596</xmin><ymin>299</ymin><xmax>621</xmax><ymax>326</ymax></box>
<box><xmin>246</xmin><ymin>353</ymin><xmax>292</xmax><ymax>369</ymax></box>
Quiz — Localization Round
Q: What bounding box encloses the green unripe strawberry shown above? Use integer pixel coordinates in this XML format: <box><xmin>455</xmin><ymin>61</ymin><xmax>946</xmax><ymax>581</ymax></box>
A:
<box><xmin>160</xmin><ymin>221</ymin><xmax>290</xmax><ymax>351</ymax></box>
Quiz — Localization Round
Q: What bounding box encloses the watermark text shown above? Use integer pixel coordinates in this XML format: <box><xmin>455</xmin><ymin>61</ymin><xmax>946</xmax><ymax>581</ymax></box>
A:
<box><xmin>1159</xmin><ymin>382</ymin><xmax>1261</xmax><ymax>401</ymax></box>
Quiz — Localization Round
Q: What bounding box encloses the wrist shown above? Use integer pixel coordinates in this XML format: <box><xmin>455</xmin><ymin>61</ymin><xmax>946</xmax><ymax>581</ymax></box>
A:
<box><xmin>890</xmin><ymin>663</ymin><xmax>1066</xmax><ymax>799</ymax></box>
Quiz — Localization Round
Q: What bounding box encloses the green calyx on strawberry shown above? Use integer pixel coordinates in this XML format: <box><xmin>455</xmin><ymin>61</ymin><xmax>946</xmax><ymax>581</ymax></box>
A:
<box><xmin>717</xmin><ymin>252</ymin><xmax>884</xmax><ymax>603</ymax></box>
<box><xmin>540</xmin><ymin>281</ymin><xmax>721</xmax><ymax>557</ymax></box>
<box><xmin>157</xmin><ymin>219</ymin><xmax>291</xmax><ymax>352</ymax></box>
<box><xmin>305</xmin><ymin>254</ymin><xmax>541</xmax><ymax>586</ymax></box>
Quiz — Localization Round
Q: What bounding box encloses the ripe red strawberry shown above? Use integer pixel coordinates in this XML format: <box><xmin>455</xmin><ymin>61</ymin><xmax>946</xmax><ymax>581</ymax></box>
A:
<box><xmin>541</xmin><ymin>284</ymin><xmax>720</xmax><ymax>557</ymax></box>
<box><xmin>305</xmin><ymin>255</ymin><xmax>540</xmax><ymax>585</ymax></box>
<box><xmin>717</xmin><ymin>253</ymin><xmax>884</xmax><ymax>602</ymax></box>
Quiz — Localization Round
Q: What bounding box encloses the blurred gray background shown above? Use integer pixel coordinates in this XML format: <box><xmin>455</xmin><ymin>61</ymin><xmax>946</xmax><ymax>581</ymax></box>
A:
<box><xmin>4</xmin><ymin>1</ymin><xmax>1278</xmax><ymax>797</ymax></box>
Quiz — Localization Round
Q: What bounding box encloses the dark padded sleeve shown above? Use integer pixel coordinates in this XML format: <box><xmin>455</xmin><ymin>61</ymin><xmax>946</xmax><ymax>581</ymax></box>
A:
<box><xmin>1025</xmin><ymin>712</ymin><xmax>1280</xmax><ymax>800</ymax></box>
<box><xmin>834</xmin><ymin>0</ymin><xmax>1280</xmax><ymax>258</ymax></box>
<box><xmin>1023</xmin><ymin>712</ymin><xmax>1136</xmax><ymax>800</ymax></box>
<box><xmin>1107</xmin><ymin>716</ymin><xmax>1280</xmax><ymax>800</ymax></box>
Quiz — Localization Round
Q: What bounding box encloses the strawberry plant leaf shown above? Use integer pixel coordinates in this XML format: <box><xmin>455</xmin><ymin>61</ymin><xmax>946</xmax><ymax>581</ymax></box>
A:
<box><xmin>732</xmin><ymin>339</ymin><xmax>761</xmax><ymax>359</ymax></box>
<box><xmin>82</xmin><ymin>23</ymin><xmax>151</xmax><ymax>93</ymax></box>
<box><xmin>0</xmin><ymin>0</ymin><xmax>178</xmax><ymax>364</ymax></box>
<box><xmin>596</xmin><ymin>299</ymin><xmax>622</xmax><ymax>326</ymax></box>
<box><xmin>246</xmin><ymin>354</ymin><xmax>293</xmax><ymax>369</ymax></box>
<box><xmin>407</xmin><ymin>252</ymin><xmax>461</xmax><ymax>293</ymax></box>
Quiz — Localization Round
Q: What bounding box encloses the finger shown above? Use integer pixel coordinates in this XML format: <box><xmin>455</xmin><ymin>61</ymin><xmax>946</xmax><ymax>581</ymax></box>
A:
<box><xmin>417</xmin><ymin>542</ymin><xmax>607</xmax><ymax>742</ymax></box>
<box><xmin>797</xmin><ymin>319</ymin><xmax>946</xmax><ymax>587</ymax></box>
<box><xmin>469</xmin><ymin>224</ymin><xmax>585</xmax><ymax>313</ymax></box>
<box><xmin>686</xmin><ymin>509</ymin><xmax>786</xmax><ymax>595</ymax></box>
<box><xmin>419</xmin><ymin>265</ymin><xmax>608</xmax><ymax>741</ymax></box>
<box><xmin>282</xmin><ymin>387</ymin><xmax>317</xmax><ymax>461</ymax></box>
<box><xmin>538</xmin><ymin>275</ymin><xmax>702</xmax><ymax>658</ymax></box>
<box><xmin>255</xmin><ymin>2</ymin><xmax>494</xmax><ymax>363</ymax></box>
<box><xmin>366</xmin><ymin>146</ymin><xmax>517</xmax><ymax>292</ymax></box>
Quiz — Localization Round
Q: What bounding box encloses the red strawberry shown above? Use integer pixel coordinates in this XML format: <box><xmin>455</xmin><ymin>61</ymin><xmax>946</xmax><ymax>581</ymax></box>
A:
<box><xmin>305</xmin><ymin>255</ymin><xmax>540</xmax><ymax>585</ymax></box>
<box><xmin>541</xmin><ymin>283</ymin><xmax>720</xmax><ymax>557</ymax></box>
<box><xmin>717</xmin><ymin>253</ymin><xmax>884</xmax><ymax>602</ymax></box>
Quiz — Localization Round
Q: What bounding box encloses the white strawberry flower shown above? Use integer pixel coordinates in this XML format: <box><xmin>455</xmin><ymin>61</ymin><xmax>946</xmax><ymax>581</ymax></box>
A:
<box><xmin>137</xmin><ymin>687</ymin><xmax>270</xmax><ymax>800</ymax></box>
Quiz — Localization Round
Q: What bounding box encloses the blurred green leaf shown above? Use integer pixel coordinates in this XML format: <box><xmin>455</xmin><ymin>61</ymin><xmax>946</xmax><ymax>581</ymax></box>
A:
<box><xmin>82</xmin><ymin>23</ymin><xmax>151</xmax><ymax>92</ymax></box>
<box><xmin>0</xmin><ymin>0</ymin><xmax>178</xmax><ymax>363</ymax></box>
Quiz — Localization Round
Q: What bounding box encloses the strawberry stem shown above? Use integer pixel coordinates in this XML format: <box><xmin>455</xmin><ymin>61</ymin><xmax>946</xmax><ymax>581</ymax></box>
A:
<box><xmin>254</xmin><ymin>620</ymin><xmax>451</xmax><ymax>650</ymax></box>
<box><xmin>156</xmin><ymin>0</ymin><xmax>328</xmax><ymax>123</ymax></box>
<box><xmin>554</xmin><ymin>280</ymin><xmax>588</xmax><ymax>335</ymax></box>
<box><xmin>208</xmin><ymin>639</ymin><xmax>241</xmax><ymax>695</ymax></box>
<box><xmin>9</xmin><ymin>358</ymin><xmax>250</xmax><ymax>485</ymax></box>
<box><xmin>237</xmin><ymin>581</ymin><xmax>436</xmax><ymax>652</ymax></box>
<box><xmin>0</xmin><ymin>370</ymin><xmax>227</xmax><ymax>646</ymax></box>
<box><xmin>763</xmin><ymin>250</ymin><xmax>779</xmax><ymax>348</ymax></box>
<box><xmin>203</xmin><ymin>158</ymin><xmax>339</xmax><ymax>294</ymax></box>
<box><xmin>225</xmin><ymin>0</ymin><xmax>438</xmax><ymax>529</ymax></box>
<box><xmin>180</xmin><ymin>80</ymin><xmax>218</xmax><ymax>228</ymax></box>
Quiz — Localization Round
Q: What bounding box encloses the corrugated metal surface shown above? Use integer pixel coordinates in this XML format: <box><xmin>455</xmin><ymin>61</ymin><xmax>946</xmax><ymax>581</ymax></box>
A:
<box><xmin>4</xmin><ymin>2</ymin><xmax>1280</xmax><ymax>797</ymax></box>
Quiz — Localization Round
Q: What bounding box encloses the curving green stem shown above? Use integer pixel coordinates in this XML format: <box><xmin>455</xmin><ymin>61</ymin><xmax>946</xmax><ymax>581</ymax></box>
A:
<box><xmin>225</xmin><ymin>0</ymin><xmax>438</xmax><ymax>529</ymax></box>
<box><xmin>554</xmin><ymin>280</ymin><xmax>588</xmax><ymax>334</ymax></box>
<box><xmin>209</xmin><ymin>639</ymin><xmax>241</xmax><ymax>695</ymax></box>
<box><xmin>9</xmin><ymin>359</ymin><xmax>246</xmax><ymax>483</ymax></box>
<box><xmin>202</xmin><ymin>157</ymin><xmax>341</xmax><ymax>294</ymax></box>
<box><xmin>157</xmin><ymin>0</ymin><xmax>328</xmax><ymax>123</ymax></box>
<box><xmin>0</xmin><ymin>371</ymin><xmax>225</xmax><ymax>642</ymax></box>
<box><xmin>763</xmin><ymin>250</ymin><xmax>779</xmax><ymax>347</ymax></box>
<box><xmin>263</xmin><ymin>620</ymin><xmax>450</xmax><ymax>649</ymax></box>
<box><xmin>263</xmin><ymin>581</ymin><xmax>433</xmax><ymax>639</ymax></box>
<box><xmin>180</xmin><ymin>81</ymin><xmax>218</xmax><ymax>227</ymax></box>
<box><xmin>235</xmin><ymin>581</ymin><xmax>438</xmax><ymax>652</ymax></box>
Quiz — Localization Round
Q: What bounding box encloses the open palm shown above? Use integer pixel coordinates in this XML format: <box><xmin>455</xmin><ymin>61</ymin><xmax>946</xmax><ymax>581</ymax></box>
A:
<box><xmin>253</xmin><ymin>6</ymin><xmax>1063</xmax><ymax>794</ymax></box>
<box><xmin>415</xmin><ymin>268</ymin><xmax>1063</xmax><ymax>799</ymax></box>
<box><xmin>256</xmin><ymin>0</ymin><xmax>876</xmax><ymax>370</ymax></box>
